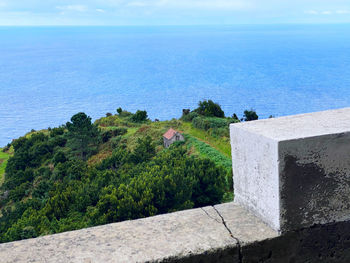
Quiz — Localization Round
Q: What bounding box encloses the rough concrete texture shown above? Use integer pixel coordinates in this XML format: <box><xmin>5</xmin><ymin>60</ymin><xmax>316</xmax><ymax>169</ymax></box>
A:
<box><xmin>231</xmin><ymin>127</ymin><xmax>280</xmax><ymax>231</ymax></box>
<box><xmin>230</xmin><ymin>107</ymin><xmax>350</xmax><ymax>232</ymax></box>
<box><xmin>0</xmin><ymin>205</ymin><xmax>240</xmax><ymax>263</ymax></box>
<box><xmin>241</xmin><ymin>220</ymin><xmax>350</xmax><ymax>263</ymax></box>
<box><xmin>1</xmin><ymin>202</ymin><xmax>350</xmax><ymax>263</ymax></box>
<box><xmin>214</xmin><ymin>203</ymin><xmax>278</xmax><ymax>244</ymax></box>
<box><xmin>279</xmin><ymin>134</ymin><xmax>350</xmax><ymax>232</ymax></box>
<box><xmin>232</xmin><ymin>107</ymin><xmax>350</xmax><ymax>141</ymax></box>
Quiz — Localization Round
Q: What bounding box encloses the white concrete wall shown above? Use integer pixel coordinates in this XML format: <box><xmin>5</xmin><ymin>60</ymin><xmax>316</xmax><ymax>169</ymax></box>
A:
<box><xmin>231</xmin><ymin>127</ymin><xmax>280</xmax><ymax>231</ymax></box>
<box><xmin>230</xmin><ymin>107</ymin><xmax>350</xmax><ymax>233</ymax></box>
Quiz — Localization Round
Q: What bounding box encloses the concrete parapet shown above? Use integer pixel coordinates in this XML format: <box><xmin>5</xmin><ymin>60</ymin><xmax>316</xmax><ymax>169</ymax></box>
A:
<box><xmin>1</xmin><ymin>202</ymin><xmax>349</xmax><ymax>262</ymax></box>
<box><xmin>230</xmin><ymin>107</ymin><xmax>350</xmax><ymax>232</ymax></box>
<box><xmin>0</xmin><ymin>203</ymin><xmax>276</xmax><ymax>263</ymax></box>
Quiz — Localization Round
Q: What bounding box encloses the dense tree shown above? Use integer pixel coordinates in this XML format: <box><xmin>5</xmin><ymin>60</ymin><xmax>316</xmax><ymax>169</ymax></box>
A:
<box><xmin>243</xmin><ymin>109</ymin><xmax>259</xmax><ymax>121</ymax></box>
<box><xmin>194</xmin><ymin>100</ymin><xmax>225</xmax><ymax>118</ymax></box>
<box><xmin>131</xmin><ymin>110</ymin><xmax>148</xmax><ymax>122</ymax></box>
<box><xmin>232</xmin><ymin>113</ymin><xmax>239</xmax><ymax>121</ymax></box>
<box><xmin>181</xmin><ymin>111</ymin><xmax>199</xmax><ymax>122</ymax></box>
<box><xmin>130</xmin><ymin>136</ymin><xmax>155</xmax><ymax>164</ymax></box>
<box><xmin>65</xmin><ymin>112</ymin><xmax>100</xmax><ymax>161</ymax></box>
<box><xmin>53</xmin><ymin>151</ymin><xmax>67</xmax><ymax>165</ymax></box>
<box><xmin>182</xmin><ymin>109</ymin><xmax>190</xmax><ymax>116</ymax></box>
<box><xmin>49</xmin><ymin>127</ymin><xmax>65</xmax><ymax>137</ymax></box>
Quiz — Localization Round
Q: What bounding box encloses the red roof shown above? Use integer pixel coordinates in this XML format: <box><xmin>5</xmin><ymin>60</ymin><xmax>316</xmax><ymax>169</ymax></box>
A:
<box><xmin>163</xmin><ymin>128</ymin><xmax>178</xmax><ymax>140</ymax></box>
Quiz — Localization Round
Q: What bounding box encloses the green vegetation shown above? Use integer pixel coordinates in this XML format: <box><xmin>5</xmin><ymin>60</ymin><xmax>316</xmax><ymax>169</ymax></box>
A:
<box><xmin>194</xmin><ymin>100</ymin><xmax>225</xmax><ymax>118</ymax></box>
<box><xmin>0</xmin><ymin>147</ymin><xmax>13</xmax><ymax>185</ymax></box>
<box><xmin>66</xmin><ymin>113</ymin><xmax>100</xmax><ymax>161</ymax></box>
<box><xmin>243</xmin><ymin>109</ymin><xmax>259</xmax><ymax>121</ymax></box>
<box><xmin>0</xmin><ymin>103</ymin><xmax>260</xmax><ymax>244</ymax></box>
<box><xmin>180</xmin><ymin>122</ymin><xmax>231</xmax><ymax>158</ymax></box>
<box><xmin>184</xmin><ymin>134</ymin><xmax>233</xmax><ymax>201</ymax></box>
<box><xmin>131</xmin><ymin>110</ymin><xmax>148</xmax><ymax>123</ymax></box>
<box><xmin>185</xmin><ymin>135</ymin><xmax>231</xmax><ymax>172</ymax></box>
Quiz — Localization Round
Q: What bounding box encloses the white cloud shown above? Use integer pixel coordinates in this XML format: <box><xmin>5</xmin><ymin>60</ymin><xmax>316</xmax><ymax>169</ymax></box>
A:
<box><xmin>56</xmin><ymin>5</ymin><xmax>88</xmax><ymax>13</ymax></box>
<box><xmin>0</xmin><ymin>0</ymin><xmax>350</xmax><ymax>25</ymax></box>
<box><xmin>304</xmin><ymin>10</ymin><xmax>347</xmax><ymax>15</ymax></box>
<box><xmin>336</xmin><ymin>10</ymin><xmax>350</xmax><ymax>14</ymax></box>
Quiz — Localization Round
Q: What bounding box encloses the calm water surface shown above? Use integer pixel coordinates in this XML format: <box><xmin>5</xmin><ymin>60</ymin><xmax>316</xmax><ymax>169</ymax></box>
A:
<box><xmin>1</xmin><ymin>25</ymin><xmax>350</xmax><ymax>146</ymax></box>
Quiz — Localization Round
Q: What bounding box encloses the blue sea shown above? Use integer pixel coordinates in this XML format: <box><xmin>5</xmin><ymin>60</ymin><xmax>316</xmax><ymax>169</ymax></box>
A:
<box><xmin>1</xmin><ymin>25</ymin><xmax>350</xmax><ymax>146</ymax></box>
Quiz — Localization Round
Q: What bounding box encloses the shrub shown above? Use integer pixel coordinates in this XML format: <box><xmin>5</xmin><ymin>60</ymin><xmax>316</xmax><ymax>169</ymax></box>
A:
<box><xmin>65</xmin><ymin>112</ymin><xmax>101</xmax><ymax>161</ymax></box>
<box><xmin>110</xmin><ymin>136</ymin><xmax>122</xmax><ymax>148</ymax></box>
<box><xmin>53</xmin><ymin>151</ymin><xmax>67</xmax><ymax>165</ymax></box>
<box><xmin>243</xmin><ymin>109</ymin><xmax>258</xmax><ymax>121</ymax></box>
<box><xmin>192</xmin><ymin>116</ymin><xmax>232</xmax><ymax>131</ymax></box>
<box><xmin>119</xmin><ymin>111</ymin><xmax>132</xmax><ymax>118</ymax></box>
<box><xmin>50</xmin><ymin>127</ymin><xmax>65</xmax><ymax>137</ymax></box>
<box><xmin>181</xmin><ymin>111</ymin><xmax>199</xmax><ymax>122</ymax></box>
<box><xmin>192</xmin><ymin>117</ymin><xmax>211</xmax><ymax>130</ymax></box>
<box><xmin>112</xmin><ymin>127</ymin><xmax>127</xmax><ymax>136</ymax></box>
<box><xmin>101</xmin><ymin>131</ymin><xmax>112</xmax><ymax>143</ymax></box>
<box><xmin>116</xmin><ymin>108</ymin><xmax>133</xmax><ymax>118</ymax></box>
<box><xmin>210</xmin><ymin>127</ymin><xmax>229</xmax><ymax>138</ymax></box>
<box><xmin>182</xmin><ymin>109</ymin><xmax>190</xmax><ymax>115</ymax></box>
<box><xmin>232</xmin><ymin>113</ymin><xmax>239</xmax><ymax>122</ymax></box>
<box><xmin>101</xmin><ymin>128</ymin><xmax>127</xmax><ymax>143</ymax></box>
<box><xmin>131</xmin><ymin>110</ymin><xmax>148</xmax><ymax>123</ymax></box>
<box><xmin>2</xmin><ymin>144</ymin><xmax>10</xmax><ymax>152</ymax></box>
<box><xmin>194</xmin><ymin>100</ymin><xmax>225</xmax><ymax>118</ymax></box>
<box><xmin>49</xmin><ymin>136</ymin><xmax>66</xmax><ymax>148</ymax></box>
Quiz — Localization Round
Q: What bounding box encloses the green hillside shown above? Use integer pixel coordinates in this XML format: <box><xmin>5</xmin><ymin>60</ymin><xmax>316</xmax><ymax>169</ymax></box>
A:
<box><xmin>0</xmin><ymin>101</ymin><xmax>252</xmax><ymax>244</ymax></box>
<box><xmin>94</xmin><ymin>113</ymin><xmax>235</xmax><ymax>201</ymax></box>
<box><xmin>0</xmin><ymin>147</ymin><xmax>13</xmax><ymax>185</ymax></box>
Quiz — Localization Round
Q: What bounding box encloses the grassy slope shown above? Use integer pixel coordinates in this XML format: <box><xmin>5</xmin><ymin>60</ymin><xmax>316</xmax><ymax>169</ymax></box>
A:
<box><xmin>0</xmin><ymin>147</ymin><xmax>13</xmax><ymax>186</ymax></box>
<box><xmin>92</xmin><ymin>115</ymin><xmax>232</xmax><ymax>169</ymax></box>
<box><xmin>178</xmin><ymin>122</ymin><xmax>231</xmax><ymax>159</ymax></box>
<box><xmin>127</xmin><ymin>118</ymin><xmax>234</xmax><ymax>202</ymax></box>
<box><xmin>184</xmin><ymin>134</ymin><xmax>231</xmax><ymax>172</ymax></box>
<box><xmin>2</xmin><ymin>115</ymin><xmax>232</xmax><ymax>194</ymax></box>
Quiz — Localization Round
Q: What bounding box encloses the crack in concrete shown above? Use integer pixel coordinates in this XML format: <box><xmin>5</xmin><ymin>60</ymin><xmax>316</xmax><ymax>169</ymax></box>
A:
<box><xmin>212</xmin><ymin>206</ymin><xmax>243</xmax><ymax>263</ymax></box>
<box><xmin>200</xmin><ymin>208</ymin><xmax>222</xmax><ymax>224</ymax></box>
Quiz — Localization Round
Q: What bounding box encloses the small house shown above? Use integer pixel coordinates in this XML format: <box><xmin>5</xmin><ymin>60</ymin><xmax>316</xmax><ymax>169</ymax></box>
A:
<box><xmin>163</xmin><ymin>128</ymin><xmax>184</xmax><ymax>148</ymax></box>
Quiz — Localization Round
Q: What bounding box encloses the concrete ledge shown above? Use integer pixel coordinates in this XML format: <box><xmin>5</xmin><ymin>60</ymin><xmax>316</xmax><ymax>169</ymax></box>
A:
<box><xmin>0</xmin><ymin>203</ymin><xmax>276</xmax><ymax>263</ymax></box>
<box><xmin>1</xmin><ymin>203</ymin><xmax>350</xmax><ymax>262</ymax></box>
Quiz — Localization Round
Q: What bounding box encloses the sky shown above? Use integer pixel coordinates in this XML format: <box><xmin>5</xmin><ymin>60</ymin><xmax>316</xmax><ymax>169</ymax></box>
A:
<box><xmin>0</xmin><ymin>0</ymin><xmax>349</xmax><ymax>26</ymax></box>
